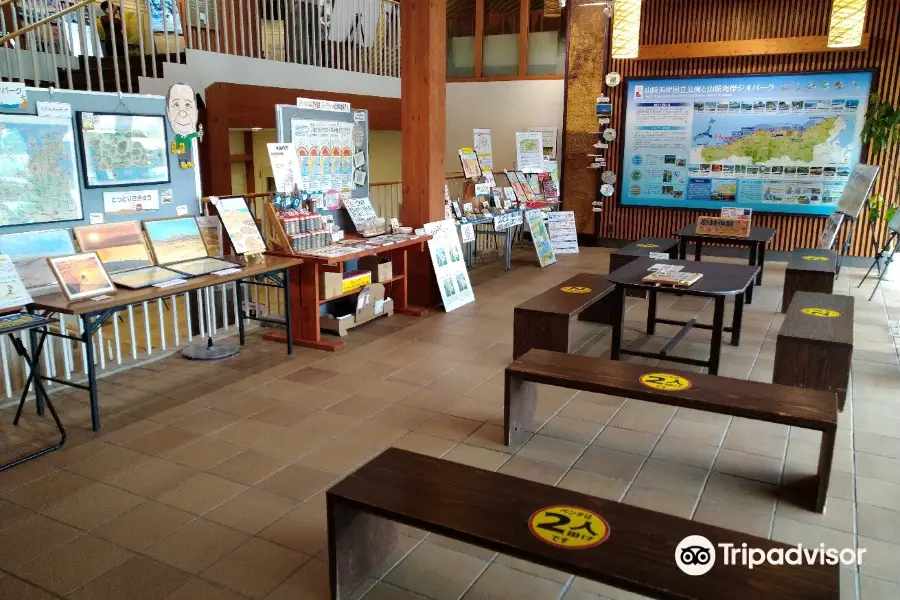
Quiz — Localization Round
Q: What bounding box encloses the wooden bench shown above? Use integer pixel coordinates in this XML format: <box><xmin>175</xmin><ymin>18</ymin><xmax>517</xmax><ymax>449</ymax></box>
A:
<box><xmin>774</xmin><ymin>292</ymin><xmax>853</xmax><ymax>411</ymax></box>
<box><xmin>782</xmin><ymin>249</ymin><xmax>836</xmax><ymax>313</ymax></box>
<box><xmin>610</xmin><ymin>237</ymin><xmax>679</xmax><ymax>298</ymax></box>
<box><xmin>506</xmin><ymin>349</ymin><xmax>837</xmax><ymax>513</ymax></box>
<box><xmin>513</xmin><ymin>273</ymin><xmax>616</xmax><ymax>360</ymax></box>
<box><xmin>326</xmin><ymin>448</ymin><xmax>838</xmax><ymax>600</ymax></box>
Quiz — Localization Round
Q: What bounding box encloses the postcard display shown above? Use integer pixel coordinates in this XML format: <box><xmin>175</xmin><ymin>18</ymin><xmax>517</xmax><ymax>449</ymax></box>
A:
<box><xmin>0</xmin><ymin>87</ymin><xmax>201</xmax><ymax>296</ymax></box>
<box><xmin>621</xmin><ymin>71</ymin><xmax>873</xmax><ymax>216</ymax></box>
<box><xmin>424</xmin><ymin>220</ymin><xmax>475</xmax><ymax>312</ymax></box>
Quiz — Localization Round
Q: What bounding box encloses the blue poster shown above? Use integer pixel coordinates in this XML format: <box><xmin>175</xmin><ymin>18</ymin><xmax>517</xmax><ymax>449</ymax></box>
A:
<box><xmin>148</xmin><ymin>0</ymin><xmax>183</xmax><ymax>34</ymax></box>
<box><xmin>621</xmin><ymin>71</ymin><xmax>873</xmax><ymax>216</ymax></box>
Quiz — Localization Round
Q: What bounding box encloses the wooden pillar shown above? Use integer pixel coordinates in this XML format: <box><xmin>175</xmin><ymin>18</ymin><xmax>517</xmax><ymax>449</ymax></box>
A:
<box><xmin>400</xmin><ymin>0</ymin><xmax>446</xmax><ymax>308</ymax></box>
<box><xmin>202</xmin><ymin>83</ymin><xmax>232</xmax><ymax>196</ymax></box>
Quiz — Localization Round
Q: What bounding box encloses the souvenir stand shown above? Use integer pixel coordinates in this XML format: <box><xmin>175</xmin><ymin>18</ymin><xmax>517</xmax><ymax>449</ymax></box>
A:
<box><xmin>260</xmin><ymin>100</ymin><xmax>431</xmax><ymax>351</ymax></box>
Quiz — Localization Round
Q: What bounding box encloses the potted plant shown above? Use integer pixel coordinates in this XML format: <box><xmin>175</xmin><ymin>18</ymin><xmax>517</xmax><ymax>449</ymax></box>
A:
<box><xmin>862</xmin><ymin>93</ymin><xmax>900</xmax><ymax>272</ymax></box>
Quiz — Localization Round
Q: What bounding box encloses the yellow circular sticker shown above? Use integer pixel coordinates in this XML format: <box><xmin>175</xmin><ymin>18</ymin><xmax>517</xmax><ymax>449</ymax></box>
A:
<box><xmin>529</xmin><ymin>505</ymin><xmax>610</xmax><ymax>549</ymax></box>
<box><xmin>802</xmin><ymin>255</ymin><xmax>829</xmax><ymax>261</ymax></box>
<box><xmin>639</xmin><ymin>373</ymin><xmax>692</xmax><ymax>391</ymax></box>
<box><xmin>636</xmin><ymin>243</ymin><xmax>658</xmax><ymax>248</ymax></box>
<box><xmin>561</xmin><ymin>286</ymin><xmax>592</xmax><ymax>294</ymax></box>
<box><xmin>801</xmin><ymin>307</ymin><xmax>841</xmax><ymax>318</ymax></box>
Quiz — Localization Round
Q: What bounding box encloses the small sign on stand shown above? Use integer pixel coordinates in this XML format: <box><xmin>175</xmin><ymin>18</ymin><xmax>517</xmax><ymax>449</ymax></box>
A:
<box><xmin>696</xmin><ymin>216</ymin><xmax>750</xmax><ymax>237</ymax></box>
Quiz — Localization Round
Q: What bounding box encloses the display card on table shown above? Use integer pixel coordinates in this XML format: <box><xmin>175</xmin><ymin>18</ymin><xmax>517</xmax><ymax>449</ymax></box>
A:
<box><xmin>458</xmin><ymin>148</ymin><xmax>481</xmax><ymax>179</ymax></box>
<box><xmin>0</xmin><ymin>255</ymin><xmax>33</xmax><ymax>310</ymax></box>
<box><xmin>212</xmin><ymin>196</ymin><xmax>267</xmax><ymax>255</ymax></box>
<box><xmin>525</xmin><ymin>210</ymin><xmax>557</xmax><ymax>268</ymax></box>
<box><xmin>547</xmin><ymin>211</ymin><xmax>579</xmax><ymax>254</ymax></box>
<box><xmin>424</xmin><ymin>220</ymin><xmax>475</xmax><ymax>312</ymax></box>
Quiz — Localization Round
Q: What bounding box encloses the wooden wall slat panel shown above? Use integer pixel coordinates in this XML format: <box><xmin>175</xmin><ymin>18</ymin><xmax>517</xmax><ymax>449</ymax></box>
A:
<box><xmin>570</xmin><ymin>0</ymin><xmax>900</xmax><ymax>256</ymax></box>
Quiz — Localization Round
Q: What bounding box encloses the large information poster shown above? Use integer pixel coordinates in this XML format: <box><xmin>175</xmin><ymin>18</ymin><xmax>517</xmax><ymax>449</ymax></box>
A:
<box><xmin>621</xmin><ymin>71</ymin><xmax>873</xmax><ymax>216</ymax></box>
<box><xmin>424</xmin><ymin>220</ymin><xmax>475</xmax><ymax>312</ymax></box>
<box><xmin>291</xmin><ymin>119</ymin><xmax>355</xmax><ymax>193</ymax></box>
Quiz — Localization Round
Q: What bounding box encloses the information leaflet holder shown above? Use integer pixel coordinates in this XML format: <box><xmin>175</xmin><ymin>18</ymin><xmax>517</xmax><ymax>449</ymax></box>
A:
<box><xmin>819</xmin><ymin>164</ymin><xmax>881</xmax><ymax>277</ymax></box>
<box><xmin>858</xmin><ymin>212</ymin><xmax>900</xmax><ymax>301</ymax></box>
<box><xmin>0</xmin><ymin>311</ymin><xmax>66</xmax><ymax>472</ymax></box>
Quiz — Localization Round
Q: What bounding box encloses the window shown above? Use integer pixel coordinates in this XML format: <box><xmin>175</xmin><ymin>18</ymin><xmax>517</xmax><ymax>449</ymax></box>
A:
<box><xmin>447</xmin><ymin>0</ymin><xmax>477</xmax><ymax>78</ymax></box>
<box><xmin>526</xmin><ymin>0</ymin><xmax>565</xmax><ymax>75</ymax></box>
<box><xmin>482</xmin><ymin>0</ymin><xmax>520</xmax><ymax>76</ymax></box>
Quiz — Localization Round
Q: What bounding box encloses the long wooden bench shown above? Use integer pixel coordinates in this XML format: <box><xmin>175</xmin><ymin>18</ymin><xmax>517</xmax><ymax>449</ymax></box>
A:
<box><xmin>782</xmin><ymin>249</ymin><xmax>836</xmax><ymax>313</ymax></box>
<box><xmin>774</xmin><ymin>292</ymin><xmax>853</xmax><ymax>411</ymax></box>
<box><xmin>326</xmin><ymin>448</ymin><xmax>838</xmax><ymax>600</ymax></box>
<box><xmin>506</xmin><ymin>349</ymin><xmax>837</xmax><ymax>513</ymax></box>
<box><xmin>513</xmin><ymin>273</ymin><xmax>616</xmax><ymax>360</ymax></box>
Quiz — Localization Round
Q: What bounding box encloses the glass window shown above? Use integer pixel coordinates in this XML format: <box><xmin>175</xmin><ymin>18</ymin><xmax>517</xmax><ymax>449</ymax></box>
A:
<box><xmin>527</xmin><ymin>0</ymin><xmax>566</xmax><ymax>75</ymax></box>
<box><xmin>483</xmin><ymin>0</ymin><xmax>520</xmax><ymax>77</ymax></box>
<box><xmin>447</xmin><ymin>0</ymin><xmax>477</xmax><ymax>78</ymax></box>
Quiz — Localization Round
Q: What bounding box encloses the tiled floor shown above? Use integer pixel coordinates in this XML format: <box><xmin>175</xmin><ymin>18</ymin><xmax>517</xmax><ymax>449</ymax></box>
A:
<box><xmin>1</xmin><ymin>247</ymin><xmax>899</xmax><ymax>600</ymax></box>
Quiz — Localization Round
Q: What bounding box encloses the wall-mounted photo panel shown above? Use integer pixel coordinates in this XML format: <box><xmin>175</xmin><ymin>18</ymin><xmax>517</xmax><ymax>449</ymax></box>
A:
<box><xmin>143</xmin><ymin>217</ymin><xmax>208</xmax><ymax>264</ymax></box>
<box><xmin>73</xmin><ymin>221</ymin><xmax>154</xmax><ymax>273</ymax></box>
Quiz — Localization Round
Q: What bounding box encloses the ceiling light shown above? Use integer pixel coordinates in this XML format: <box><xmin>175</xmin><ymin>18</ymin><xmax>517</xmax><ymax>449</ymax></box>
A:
<box><xmin>611</xmin><ymin>0</ymin><xmax>642</xmax><ymax>59</ymax></box>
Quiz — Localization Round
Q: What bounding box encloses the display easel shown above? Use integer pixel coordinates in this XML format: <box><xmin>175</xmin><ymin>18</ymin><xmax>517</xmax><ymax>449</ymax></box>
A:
<box><xmin>858</xmin><ymin>212</ymin><xmax>900</xmax><ymax>300</ymax></box>
<box><xmin>823</xmin><ymin>164</ymin><xmax>882</xmax><ymax>277</ymax></box>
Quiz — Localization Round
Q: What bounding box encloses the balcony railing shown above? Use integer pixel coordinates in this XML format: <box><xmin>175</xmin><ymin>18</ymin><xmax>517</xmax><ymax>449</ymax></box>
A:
<box><xmin>0</xmin><ymin>0</ymin><xmax>401</xmax><ymax>93</ymax></box>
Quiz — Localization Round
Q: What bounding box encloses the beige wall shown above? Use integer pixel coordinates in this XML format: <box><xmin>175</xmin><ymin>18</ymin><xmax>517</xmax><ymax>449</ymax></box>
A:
<box><xmin>368</xmin><ymin>130</ymin><xmax>402</xmax><ymax>183</ymax></box>
<box><xmin>251</xmin><ymin>129</ymin><xmax>277</xmax><ymax>193</ymax></box>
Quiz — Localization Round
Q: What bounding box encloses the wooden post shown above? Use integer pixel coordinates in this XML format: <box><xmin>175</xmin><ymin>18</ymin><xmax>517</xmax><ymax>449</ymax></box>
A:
<box><xmin>400</xmin><ymin>0</ymin><xmax>446</xmax><ymax>309</ymax></box>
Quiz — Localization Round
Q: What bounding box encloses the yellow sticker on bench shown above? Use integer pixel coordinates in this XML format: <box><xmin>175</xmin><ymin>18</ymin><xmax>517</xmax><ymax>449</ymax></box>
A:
<box><xmin>560</xmin><ymin>286</ymin><xmax>592</xmax><ymax>294</ymax></box>
<box><xmin>529</xmin><ymin>505</ymin><xmax>609</xmax><ymax>549</ymax></box>
<box><xmin>636</xmin><ymin>243</ymin><xmax>658</xmax><ymax>248</ymax></box>
<box><xmin>802</xmin><ymin>255</ymin><xmax>829</xmax><ymax>261</ymax></box>
<box><xmin>802</xmin><ymin>307</ymin><xmax>841</xmax><ymax>318</ymax></box>
<box><xmin>639</xmin><ymin>373</ymin><xmax>692</xmax><ymax>391</ymax></box>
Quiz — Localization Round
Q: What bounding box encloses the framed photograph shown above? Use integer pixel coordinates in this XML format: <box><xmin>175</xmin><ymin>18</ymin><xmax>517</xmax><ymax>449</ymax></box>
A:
<box><xmin>0</xmin><ymin>114</ymin><xmax>83</xmax><ymax>227</ymax></box>
<box><xmin>143</xmin><ymin>217</ymin><xmax>209</xmax><ymax>264</ymax></box>
<box><xmin>111</xmin><ymin>266</ymin><xmax>184</xmax><ymax>289</ymax></box>
<box><xmin>73</xmin><ymin>221</ymin><xmax>153</xmax><ymax>274</ymax></box>
<box><xmin>47</xmin><ymin>252</ymin><xmax>116</xmax><ymax>301</ymax></box>
<box><xmin>77</xmin><ymin>112</ymin><xmax>170</xmax><ymax>188</ymax></box>
<box><xmin>166</xmin><ymin>257</ymin><xmax>238</xmax><ymax>277</ymax></box>
<box><xmin>0</xmin><ymin>228</ymin><xmax>76</xmax><ymax>295</ymax></box>
<box><xmin>195</xmin><ymin>216</ymin><xmax>223</xmax><ymax>258</ymax></box>
<box><xmin>211</xmin><ymin>197</ymin><xmax>266</xmax><ymax>255</ymax></box>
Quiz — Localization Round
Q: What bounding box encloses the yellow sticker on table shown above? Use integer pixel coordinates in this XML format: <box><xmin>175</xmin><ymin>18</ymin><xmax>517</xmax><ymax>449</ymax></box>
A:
<box><xmin>802</xmin><ymin>255</ymin><xmax>829</xmax><ymax>261</ymax></box>
<box><xmin>639</xmin><ymin>373</ymin><xmax>692</xmax><ymax>391</ymax></box>
<box><xmin>561</xmin><ymin>286</ymin><xmax>592</xmax><ymax>294</ymax></box>
<box><xmin>529</xmin><ymin>505</ymin><xmax>610</xmax><ymax>549</ymax></box>
<box><xmin>802</xmin><ymin>307</ymin><xmax>841</xmax><ymax>318</ymax></box>
<box><xmin>636</xmin><ymin>243</ymin><xmax>658</xmax><ymax>248</ymax></box>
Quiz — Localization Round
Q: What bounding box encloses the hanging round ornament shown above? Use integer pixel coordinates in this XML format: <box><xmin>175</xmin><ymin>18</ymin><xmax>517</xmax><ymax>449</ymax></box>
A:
<box><xmin>602</xmin><ymin>128</ymin><xmax>617</xmax><ymax>142</ymax></box>
<box><xmin>600</xmin><ymin>183</ymin><xmax>615</xmax><ymax>197</ymax></box>
<box><xmin>352</xmin><ymin>124</ymin><xmax>365</xmax><ymax>149</ymax></box>
<box><xmin>601</xmin><ymin>171</ymin><xmax>617</xmax><ymax>185</ymax></box>
<box><xmin>605</xmin><ymin>72</ymin><xmax>622</xmax><ymax>87</ymax></box>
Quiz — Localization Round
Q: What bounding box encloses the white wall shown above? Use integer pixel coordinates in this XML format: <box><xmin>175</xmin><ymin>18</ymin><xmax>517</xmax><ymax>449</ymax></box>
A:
<box><xmin>446</xmin><ymin>79</ymin><xmax>565</xmax><ymax>171</ymax></box>
<box><xmin>139</xmin><ymin>49</ymin><xmax>401</xmax><ymax>99</ymax></box>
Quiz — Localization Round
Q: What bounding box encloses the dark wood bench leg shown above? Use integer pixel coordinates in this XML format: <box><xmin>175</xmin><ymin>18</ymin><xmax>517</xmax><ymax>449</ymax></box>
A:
<box><xmin>646</xmin><ymin>290</ymin><xmax>657</xmax><ymax>335</ymax></box>
<box><xmin>505</xmin><ymin>371</ymin><xmax>537</xmax><ymax>445</ymax></box>
<box><xmin>731</xmin><ymin>291</ymin><xmax>744</xmax><ymax>346</ymax></box>
<box><xmin>815</xmin><ymin>428</ymin><xmax>837</xmax><ymax>514</ymax></box>
<box><xmin>694</xmin><ymin>239</ymin><xmax>702</xmax><ymax>261</ymax></box>
<box><xmin>757</xmin><ymin>244</ymin><xmax>766</xmax><ymax>285</ymax></box>
<box><xmin>514</xmin><ymin>310</ymin><xmax>570</xmax><ymax>360</ymax></box>
<box><xmin>609</xmin><ymin>285</ymin><xmax>625</xmax><ymax>361</ymax></box>
<box><xmin>708</xmin><ymin>296</ymin><xmax>725</xmax><ymax>375</ymax></box>
<box><xmin>678</xmin><ymin>236</ymin><xmax>687</xmax><ymax>259</ymax></box>
<box><xmin>328</xmin><ymin>494</ymin><xmax>399</xmax><ymax>599</ymax></box>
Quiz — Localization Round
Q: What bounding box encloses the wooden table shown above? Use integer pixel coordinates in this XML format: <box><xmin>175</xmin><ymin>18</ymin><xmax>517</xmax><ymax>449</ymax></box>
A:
<box><xmin>610</xmin><ymin>238</ymin><xmax>679</xmax><ymax>298</ymax></box>
<box><xmin>675</xmin><ymin>224</ymin><xmax>776</xmax><ymax>286</ymax></box>
<box><xmin>31</xmin><ymin>255</ymin><xmax>303</xmax><ymax>431</ymax></box>
<box><xmin>605</xmin><ymin>258</ymin><xmax>759</xmax><ymax>376</ymax></box>
<box><xmin>265</xmin><ymin>236</ymin><xmax>431</xmax><ymax>352</ymax></box>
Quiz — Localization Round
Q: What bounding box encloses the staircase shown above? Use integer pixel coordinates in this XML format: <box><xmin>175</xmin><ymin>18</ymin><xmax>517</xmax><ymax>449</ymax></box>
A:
<box><xmin>57</xmin><ymin>52</ymin><xmax>185</xmax><ymax>93</ymax></box>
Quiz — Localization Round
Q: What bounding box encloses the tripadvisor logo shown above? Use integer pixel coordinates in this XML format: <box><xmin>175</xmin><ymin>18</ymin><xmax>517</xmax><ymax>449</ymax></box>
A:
<box><xmin>675</xmin><ymin>535</ymin><xmax>865</xmax><ymax>576</ymax></box>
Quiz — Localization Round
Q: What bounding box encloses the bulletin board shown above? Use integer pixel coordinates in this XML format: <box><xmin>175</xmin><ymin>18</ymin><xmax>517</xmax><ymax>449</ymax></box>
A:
<box><xmin>0</xmin><ymin>87</ymin><xmax>202</xmax><ymax>235</ymax></box>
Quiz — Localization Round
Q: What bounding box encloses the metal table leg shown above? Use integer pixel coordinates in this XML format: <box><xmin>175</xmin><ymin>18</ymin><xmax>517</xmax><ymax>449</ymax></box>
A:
<box><xmin>609</xmin><ymin>286</ymin><xmax>625</xmax><ymax>361</ymax></box>
<box><xmin>646</xmin><ymin>289</ymin><xmax>658</xmax><ymax>335</ymax></box>
<box><xmin>283</xmin><ymin>269</ymin><xmax>293</xmax><ymax>355</ymax></box>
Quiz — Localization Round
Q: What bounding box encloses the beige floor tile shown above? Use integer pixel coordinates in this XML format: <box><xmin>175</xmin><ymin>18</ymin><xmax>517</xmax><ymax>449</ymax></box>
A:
<box><xmin>370</xmin><ymin>405</ymin><xmax>437</xmax><ymax>431</ymax></box>
<box><xmin>859</xmin><ymin>575</ymin><xmax>900</xmax><ymax>599</ymax></box>
<box><xmin>557</xmin><ymin>399</ymin><xmax>619</xmax><ymax>424</ymax></box>
<box><xmin>729</xmin><ymin>416</ymin><xmax>790</xmax><ymax>438</ymax></box>
<box><xmin>249</xmin><ymin>402</ymin><xmax>316</xmax><ymax>427</ymax></box>
<box><xmin>428</xmin><ymin>534</ymin><xmax>497</xmax><ymax>561</ymax></box>
<box><xmin>416</xmin><ymin>414</ymin><xmax>482</xmax><ymax>442</ymax></box>
<box><xmin>2</xmin><ymin>469</ymin><xmax>98</xmax><ymax>511</ymax></box>
<box><xmin>364</xmin><ymin>582</ymin><xmax>428</xmax><ymax>599</ymax></box>
<box><xmin>211</xmin><ymin>392</ymin><xmax>279</xmax><ymax>418</ymax></box>
<box><xmin>0</xmin><ymin>575</ymin><xmax>58</xmax><ymax>600</ymax></box>
<box><xmin>857</xmin><ymin>453</ymin><xmax>900</xmax><ymax>485</ymax></box>
<box><xmin>771</xmin><ymin>516</ymin><xmax>854</xmax><ymax>550</ymax></box>
<box><xmin>155</xmin><ymin>473</ymin><xmax>247</xmax><ymax>515</ymax></box>
<box><xmin>623</xmin><ymin>485</ymin><xmax>697</xmax><ymax>518</ymax></box>
<box><xmin>210</xmin><ymin>419</ymin><xmax>287</xmax><ymax>447</ymax></box>
<box><xmin>557</xmin><ymin>470</ymin><xmax>629</xmax><ymax>502</ymax></box>
<box><xmin>493</xmin><ymin>554</ymin><xmax>571</xmax><ymax>583</ymax></box>
<box><xmin>296</xmin><ymin>441</ymin><xmax>380</xmax><ymax>475</ymax></box>
<box><xmin>346</xmin><ymin>421</ymin><xmax>411</xmax><ymax>451</ymax></box>
<box><xmin>144</xmin><ymin>518</ymin><xmax>248</xmax><ymax>574</ymax></box>
<box><xmin>93</xmin><ymin>501</ymin><xmax>194</xmax><ymax>552</ymax></box>
<box><xmin>164</xmin><ymin>579</ymin><xmax>248</xmax><ymax>600</ymax></box>
<box><xmin>12</xmin><ymin>535</ymin><xmax>133</xmax><ymax>596</ymax></box>
<box><xmin>574</xmin><ymin>446</ymin><xmax>644</xmax><ymax>481</ymax></box>
<box><xmin>205</xmin><ymin>488</ymin><xmax>297</xmax><ymax>535</ymax></box>
<box><xmin>209</xmin><ymin>449</ymin><xmax>291</xmax><ymax>485</ymax></box>
<box><xmin>0</xmin><ymin>498</ymin><xmax>31</xmax><ymax>533</ymax></box>
<box><xmin>571</xmin><ymin>577</ymin><xmax>651</xmax><ymax>599</ymax></box>
<box><xmin>0</xmin><ymin>514</ymin><xmax>81</xmax><ymax>569</ymax></box>
<box><xmin>517</xmin><ymin>434</ymin><xmax>586</xmax><ymax>468</ymax></box>
<box><xmin>107</xmin><ymin>457</ymin><xmax>196</xmax><ymax>498</ymax></box>
<box><xmin>462</xmin><ymin>563</ymin><xmax>565</xmax><ymax>599</ymax></box>
<box><xmin>722</xmin><ymin>428</ymin><xmax>787</xmax><ymax>460</ymax></box>
<box><xmin>328</xmin><ymin>395</ymin><xmax>391</xmax><ymax>420</ymax></box>
<box><xmin>857</xmin><ymin>537</ymin><xmax>900</xmax><ymax>583</ymax></box>
<box><xmin>41</xmin><ymin>483</ymin><xmax>144</xmax><ymax>531</ymax></box>
<box><xmin>498</xmin><ymin>456</ymin><xmax>567</xmax><ymax>485</ymax></box>
<box><xmin>857</xmin><ymin>476</ymin><xmax>900</xmax><ymax>511</ymax></box>
<box><xmin>67</xmin><ymin>554</ymin><xmax>191</xmax><ymax>600</ymax></box>
<box><xmin>255</xmin><ymin>464</ymin><xmax>337</xmax><ymax>502</ymax></box>
<box><xmin>700</xmin><ymin>472</ymin><xmax>778</xmax><ymax>515</ymax></box>
<box><xmin>561</xmin><ymin>589</ymin><xmax>604</xmax><ymax>600</ymax></box>
<box><xmin>264</xmin><ymin>558</ymin><xmax>329</xmax><ymax>600</ymax></box>
<box><xmin>650</xmin><ymin>437</ymin><xmax>718</xmax><ymax>469</ymax></box>
<box><xmin>465</xmin><ymin>423</ymin><xmax>530</xmax><ymax>454</ymax></box>
<box><xmin>443</xmin><ymin>397</ymin><xmax>503</xmax><ymax>422</ymax></box>
<box><xmin>202</xmin><ymin>537</ymin><xmax>309</xmax><ymax>599</ymax></box>
<box><xmin>123</xmin><ymin>426</ymin><xmax>199</xmax><ymax>458</ymax></box>
<box><xmin>855</xmin><ymin>432</ymin><xmax>900</xmax><ymax>460</ymax></box>
<box><xmin>858</xmin><ymin>503</ymin><xmax>900</xmax><ymax>544</ymax></box>
<box><xmin>774</xmin><ymin>496</ymin><xmax>855</xmax><ymax>534</ymax></box>
<box><xmin>539</xmin><ymin>416</ymin><xmax>604</xmax><ymax>444</ymax></box>
<box><xmin>443</xmin><ymin>444</ymin><xmax>510</xmax><ymax>470</ymax></box>
<box><xmin>692</xmin><ymin>498</ymin><xmax>772</xmax><ymax>538</ymax></box>
<box><xmin>661</xmin><ymin>418</ymin><xmax>727</xmax><ymax>446</ymax></box>
<box><xmin>391</xmin><ymin>432</ymin><xmax>458</xmax><ymax>457</ymax></box>
<box><xmin>608</xmin><ymin>401</ymin><xmax>676</xmax><ymax>435</ymax></box>
<box><xmin>712</xmin><ymin>448</ymin><xmax>783</xmax><ymax>485</ymax></box>
<box><xmin>592</xmin><ymin>427</ymin><xmax>659</xmax><ymax>456</ymax></box>
<box><xmin>384</xmin><ymin>542</ymin><xmax>487</xmax><ymax>600</ymax></box>
<box><xmin>632</xmin><ymin>458</ymin><xmax>709</xmax><ymax>496</ymax></box>
<box><xmin>162</xmin><ymin>437</ymin><xmax>244</xmax><ymax>470</ymax></box>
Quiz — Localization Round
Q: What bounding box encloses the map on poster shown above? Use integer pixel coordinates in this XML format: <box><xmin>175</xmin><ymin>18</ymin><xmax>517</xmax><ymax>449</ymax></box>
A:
<box><xmin>424</xmin><ymin>220</ymin><xmax>475</xmax><ymax>312</ymax></box>
<box><xmin>291</xmin><ymin>119</ymin><xmax>355</xmax><ymax>192</ymax></box>
<box><xmin>0</xmin><ymin>115</ymin><xmax>82</xmax><ymax>227</ymax></box>
<box><xmin>621</xmin><ymin>71</ymin><xmax>873</xmax><ymax>215</ymax></box>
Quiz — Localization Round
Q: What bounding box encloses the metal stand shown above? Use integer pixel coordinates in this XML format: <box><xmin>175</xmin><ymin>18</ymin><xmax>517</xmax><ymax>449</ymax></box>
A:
<box><xmin>858</xmin><ymin>230</ymin><xmax>899</xmax><ymax>301</ymax></box>
<box><xmin>182</xmin><ymin>286</ymin><xmax>239</xmax><ymax>360</ymax></box>
<box><xmin>1</xmin><ymin>322</ymin><xmax>66</xmax><ymax>472</ymax></box>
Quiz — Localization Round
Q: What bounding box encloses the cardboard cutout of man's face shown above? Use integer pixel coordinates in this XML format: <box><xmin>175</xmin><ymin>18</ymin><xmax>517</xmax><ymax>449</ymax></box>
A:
<box><xmin>167</xmin><ymin>83</ymin><xmax>198</xmax><ymax>138</ymax></box>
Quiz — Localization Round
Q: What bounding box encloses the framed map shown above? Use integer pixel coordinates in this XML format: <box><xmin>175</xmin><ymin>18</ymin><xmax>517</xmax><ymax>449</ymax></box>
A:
<box><xmin>0</xmin><ymin>114</ymin><xmax>82</xmax><ymax>227</ymax></box>
<box><xmin>77</xmin><ymin>112</ymin><xmax>170</xmax><ymax>188</ymax></box>
<box><xmin>621</xmin><ymin>71</ymin><xmax>873</xmax><ymax>216</ymax></box>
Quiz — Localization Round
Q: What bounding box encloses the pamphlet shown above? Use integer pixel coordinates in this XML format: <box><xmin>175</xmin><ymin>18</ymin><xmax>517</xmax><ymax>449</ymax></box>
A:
<box><xmin>458</xmin><ymin>148</ymin><xmax>481</xmax><ymax>179</ymax></box>
<box><xmin>516</xmin><ymin>132</ymin><xmax>544</xmax><ymax>174</ymax></box>
<box><xmin>647</xmin><ymin>264</ymin><xmax>684</xmax><ymax>273</ymax></box>
<box><xmin>547</xmin><ymin>211</ymin><xmax>579</xmax><ymax>254</ymax></box>
<box><xmin>473</xmin><ymin>129</ymin><xmax>493</xmax><ymax>171</ymax></box>
<box><xmin>424</xmin><ymin>220</ymin><xmax>475</xmax><ymax>312</ymax></box>
<box><xmin>642</xmin><ymin>271</ymin><xmax>702</xmax><ymax>286</ymax></box>
<box><xmin>0</xmin><ymin>255</ymin><xmax>32</xmax><ymax>310</ymax></box>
